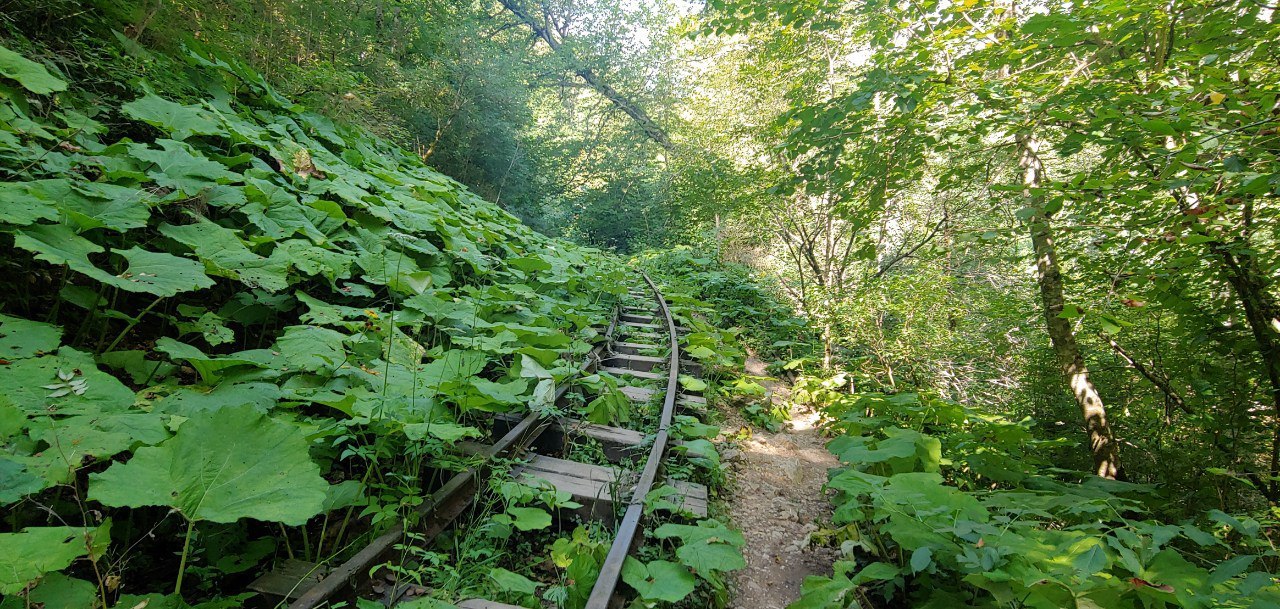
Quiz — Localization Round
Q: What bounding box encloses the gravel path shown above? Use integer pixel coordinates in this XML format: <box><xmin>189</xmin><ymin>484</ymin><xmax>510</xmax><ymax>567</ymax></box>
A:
<box><xmin>724</xmin><ymin>357</ymin><xmax>840</xmax><ymax>609</ymax></box>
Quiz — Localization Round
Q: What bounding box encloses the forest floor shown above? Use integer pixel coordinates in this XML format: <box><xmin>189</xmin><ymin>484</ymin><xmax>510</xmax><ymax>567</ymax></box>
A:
<box><xmin>724</xmin><ymin>356</ymin><xmax>840</xmax><ymax>609</ymax></box>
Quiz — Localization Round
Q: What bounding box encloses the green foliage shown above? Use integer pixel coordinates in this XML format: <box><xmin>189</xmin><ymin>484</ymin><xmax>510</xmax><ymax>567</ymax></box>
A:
<box><xmin>0</xmin><ymin>35</ymin><xmax>626</xmax><ymax>604</ymax></box>
<box><xmin>792</xmin><ymin>386</ymin><xmax>1280</xmax><ymax>609</ymax></box>
<box><xmin>548</xmin><ymin>525</ymin><xmax>609</xmax><ymax>609</ymax></box>
<box><xmin>89</xmin><ymin>404</ymin><xmax>328</xmax><ymax>525</ymax></box>
<box><xmin>622</xmin><ymin>557</ymin><xmax>697</xmax><ymax>603</ymax></box>
<box><xmin>0</xmin><ymin>44</ymin><xmax>66</xmax><ymax>94</ymax></box>
<box><xmin>0</xmin><ymin>524</ymin><xmax>108</xmax><ymax>594</ymax></box>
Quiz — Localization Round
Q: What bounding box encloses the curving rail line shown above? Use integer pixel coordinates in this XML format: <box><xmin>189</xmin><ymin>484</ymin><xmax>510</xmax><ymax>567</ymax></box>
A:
<box><xmin>583</xmin><ymin>271</ymin><xmax>681</xmax><ymax>608</ymax></box>
<box><xmin>255</xmin><ymin>271</ymin><xmax>696</xmax><ymax>609</ymax></box>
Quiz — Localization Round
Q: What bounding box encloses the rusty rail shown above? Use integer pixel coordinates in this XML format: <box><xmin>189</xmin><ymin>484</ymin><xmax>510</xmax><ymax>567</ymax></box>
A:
<box><xmin>583</xmin><ymin>271</ymin><xmax>680</xmax><ymax>608</ymax></box>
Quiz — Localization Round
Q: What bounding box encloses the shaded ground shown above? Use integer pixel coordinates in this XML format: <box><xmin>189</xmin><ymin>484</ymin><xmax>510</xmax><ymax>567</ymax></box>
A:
<box><xmin>724</xmin><ymin>357</ymin><xmax>840</xmax><ymax>609</ymax></box>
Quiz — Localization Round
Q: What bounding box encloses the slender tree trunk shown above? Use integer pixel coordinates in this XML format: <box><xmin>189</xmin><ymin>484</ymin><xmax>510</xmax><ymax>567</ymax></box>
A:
<box><xmin>822</xmin><ymin>322</ymin><xmax>834</xmax><ymax>371</ymax></box>
<box><xmin>1019</xmin><ymin>135</ymin><xmax>1121</xmax><ymax>479</ymax></box>
<box><xmin>1213</xmin><ymin>242</ymin><xmax>1280</xmax><ymax>500</ymax></box>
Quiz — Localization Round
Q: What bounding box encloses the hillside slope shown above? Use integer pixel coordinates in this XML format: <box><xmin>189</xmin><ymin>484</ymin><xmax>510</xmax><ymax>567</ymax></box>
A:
<box><xmin>0</xmin><ymin>36</ymin><xmax>625</xmax><ymax>606</ymax></box>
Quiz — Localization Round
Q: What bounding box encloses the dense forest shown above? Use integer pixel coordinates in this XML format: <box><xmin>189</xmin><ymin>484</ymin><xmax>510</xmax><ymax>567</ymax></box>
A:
<box><xmin>1</xmin><ymin>0</ymin><xmax>1278</xmax><ymax>608</ymax></box>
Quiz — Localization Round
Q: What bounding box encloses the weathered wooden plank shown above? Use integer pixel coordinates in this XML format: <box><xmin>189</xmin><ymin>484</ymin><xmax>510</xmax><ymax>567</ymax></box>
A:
<box><xmin>249</xmin><ymin>560</ymin><xmax>329</xmax><ymax>600</ymax></box>
<box><xmin>514</xmin><ymin>455</ymin><xmax>634</xmax><ymax>522</ymax></box>
<box><xmin>669</xmin><ymin>480</ymin><xmax>709</xmax><ymax>517</ymax></box>
<box><xmin>602</xmin><ymin>354</ymin><xmax>664</xmax><ymax>372</ymax></box>
<box><xmin>619</xmin><ymin>385</ymin><xmax>658</xmax><ymax>403</ymax></box>
<box><xmin>601</xmin><ymin>366</ymin><xmax>665</xmax><ymax>381</ymax></box>
<box><xmin>560</xmin><ymin>421</ymin><xmax>647</xmax><ymax>456</ymax></box>
<box><xmin>612</xmin><ymin>341</ymin><xmax>664</xmax><ymax>355</ymax></box>
<box><xmin>522</xmin><ymin>454</ymin><xmax>625</xmax><ymax>484</ymax></box>
<box><xmin>458</xmin><ymin>599</ymin><xmax>528</xmax><ymax>609</ymax></box>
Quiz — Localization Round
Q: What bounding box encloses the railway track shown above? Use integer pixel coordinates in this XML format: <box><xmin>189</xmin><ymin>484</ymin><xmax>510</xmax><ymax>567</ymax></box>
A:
<box><xmin>247</xmin><ymin>271</ymin><xmax>708</xmax><ymax>609</ymax></box>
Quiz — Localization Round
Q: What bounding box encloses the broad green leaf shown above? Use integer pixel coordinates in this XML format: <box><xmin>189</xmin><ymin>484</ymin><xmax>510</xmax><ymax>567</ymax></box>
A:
<box><xmin>686</xmin><ymin>345</ymin><xmax>716</xmax><ymax>360</ymax></box>
<box><xmin>0</xmin><ymin>348</ymin><xmax>134</xmax><ymax>416</ymax></box>
<box><xmin>321</xmin><ymin>480</ymin><xmax>365</xmax><ymax>512</ymax></box>
<box><xmin>122</xmin><ymin>93</ymin><xmax>221</xmax><ymax>140</ymax></box>
<box><xmin>396</xmin><ymin>599</ymin><xmax>458</xmax><ymax>609</ymax></box>
<box><xmin>679</xmin><ymin>375</ymin><xmax>707</xmax><ymax>392</ymax></box>
<box><xmin>0</xmin><ymin>313</ymin><xmax>62</xmax><ymax>359</ymax></box>
<box><xmin>910</xmin><ymin>546</ymin><xmax>932</xmax><ymax>573</ymax></box>
<box><xmin>418</xmin><ymin>350</ymin><xmax>488</xmax><ymax>391</ymax></box>
<box><xmin>89</xmin><ymin>404</ymin><xmax>327</xmax><ymax>525</ymax></box>
<box><xmin>621</xmin><ymin>558</ymin><xmax>695</xmax><ymax>602</ymax></box>
<box><xmin>276</xmin><ymin>325</ymin><xmax>347</xmax><ymax>372</ymax></box>
<box><xmin>787</xmin><ymin>574</ymin><xmax>852</xmax><ymax>609</ymax></box>
<box><xmin>1139</xmin><ymin>119</ymin><xmax>1176</xmax><ymax>136</ymax></box>
<box><xmin>0</xmin><ymin>181</ymin><xmax>62</xmax><ymax>225</ymax></box>
<box><xmin>58</xmin><ymin>182</ymin><xmax>153</xmax><ymax>232</ymax></box>
<box><xmin>6</xmin><ymin>572</ymin><xmax>97</xmax><ymax>609</ymax></box>
<box><xmin>0</xmin><ymin>45</ymin><xmax>67</xmax><ymax>94</ymax></box>
<box><xmin>518</xmin><ymin>353</ymin><xmax>551</xmax><ymax>379</ymax></box>
<box><xmin>1070</xmin><ymin>538</ymin><xmax>1110</xmax><ymax>577</ymax></box>
<box><xmin>0</xmin><ymin>458</ymin><xmax>44</xmax><ymax>504</ymax></box>
<box><xmin>159</xmin><ymin>220</ymin><xmax>290</xmax><ymax>291</ymax></box>
<box><xmin>110</xmin><ymin>246</ymin><xmax>214</xmax><ymax>296</ymax></box>
<box><xmin>150</xmin><ymin>381</ymin><xmax>281</xmax><ymax>415</ymax></box>
<box><xmin>654</xmin><ymin>520</ymin><xmax>745</xmax><ymax>546</ymax></box>
<box><xmin>127</xmin><ymin>139</ymin><xmax>239</xmax><ymax>195</ymax></box>
<box><xmin>0</xmin><ymin>524</ymin><xmax>106</xmax><ymax>594</ymax></box>
<box><xmin>11</xmin><ymin>223</ymin><xmax>117</xmax><ymax>285</ymax></box>
<box><xmin>676</xmin><ymin>539</ymin><xmax>746</xmax><ymax>574</ymax></box>
<box><xmin>488</xmin><ymin>567</ymin><xmax>538</xmax><ymax>595</ymax></box>
<box><xmin>469</xmin><ymin>377</ymin><xmax>529</xmax><ymax>407</ymax></box>
<box><xmin>23</xmin><ymin>413</ymin><xmax>167</xmax><ymax>484</ymax></box>
<box><xmin>509</xmin><ymin>255</ymin><xmax>552</xmax><ymax>272</ymax></box>
<box><xmin>852</xmin><ymin>561</ymin><xmax>900</xmax><ymax>584</ymax></box>
<box><xmin>403</xmin><ymin>421</ymin><xmax>481</xmax><ymax>443</ymax></box>
<box><xmin>506</xmin><ymin>507</ymin><xmax>552</xmax><ymax>531</ymax></box>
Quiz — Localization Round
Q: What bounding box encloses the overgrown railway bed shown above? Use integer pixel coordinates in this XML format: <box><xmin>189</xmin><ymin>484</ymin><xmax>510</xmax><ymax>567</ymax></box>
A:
<box><xmin>246</xmin><ymin>272</ymin><xmax>708</xmax><ymax>608</ymax></box>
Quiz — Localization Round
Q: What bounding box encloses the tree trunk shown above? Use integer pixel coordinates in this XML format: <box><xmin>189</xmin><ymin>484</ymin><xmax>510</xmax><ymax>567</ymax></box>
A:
<box><xmin>1213</xmin><ymin>241</ymin><xmax>1280</xmax><ymax>500</ymax></box>
<box><xmin>1019</xmin><ymin>135</ymin><xmax>1121</xmax><ymax>479</ymax></box>
<box><xmin>496</xmin><ymin>0</ymin><xmax>674</xmax><ymax>151</ymax></box>
<box><xmin>822</xmin><ymin>322</ymin><xmax>834</xmax><ymax>371</ymax></box>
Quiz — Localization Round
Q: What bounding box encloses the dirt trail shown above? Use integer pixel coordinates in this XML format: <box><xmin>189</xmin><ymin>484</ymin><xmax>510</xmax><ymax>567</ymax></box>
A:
<box><xmin>724</xmin><ymin>356</ymin><xmax>840</xmax><ymax>609</ymax></box>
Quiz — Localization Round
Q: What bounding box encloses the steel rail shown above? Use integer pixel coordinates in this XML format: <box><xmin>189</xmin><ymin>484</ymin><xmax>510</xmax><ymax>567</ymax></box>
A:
<box><xmin>284</xmin><ymin>302</ymin><xmax>623</xmax><ymax>608</ymax></box>
<box><xmin>583</xmin><ymin>271</ymin><xmax>680</xmax><ymax>609</ymax></box>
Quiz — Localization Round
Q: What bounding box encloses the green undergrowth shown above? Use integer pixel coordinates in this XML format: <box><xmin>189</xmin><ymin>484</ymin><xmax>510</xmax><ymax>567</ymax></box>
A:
<box><xmin>790</xmin><ymin>378</ymin><xmax>1280</xmax><ymax>609</ymax></box>
<box><xmin>582</xmin><ymin>257</ymin><xmax>763</xmax><ymax>609</ymax></box>
<box><xmin>638</xmin><ymin>248</ymin><xmax>807</xmax><ymax>432</ymax></box>
<box><xmin>385</xmin><ymin>281</ymin><xmax>750</xmax><ymax>609</ymax></box>
<box><xmin>639</xmin><ymin>247</ymin><xmax>816</xmax><ymax>365</ymax></box>
<box><xmin>0</xmin><ymin>36</ymin><xmax>629</xmax><ymax>608</ymax></box>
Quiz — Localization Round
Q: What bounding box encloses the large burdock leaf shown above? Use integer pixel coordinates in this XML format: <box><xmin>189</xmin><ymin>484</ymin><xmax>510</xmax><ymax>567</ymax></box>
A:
<box><xmin>159</xmin><ymin>220</ymin><xmax>289</xmax><ymax>291</ymax></box>
<box><xmin>0</xmin><ymin>181</ymin><xmax>62</xmax><ymax>225</ymax></box>
<box><xmin>60</xmin><ymin>182</ymin><xmax>154</xmax><ymax>232</ymax></box>
<box><xmin>0</xmin><ymin>524</ymin><xmax>108</xmax><ymax>594</ymax></box>
<box><xmin>0</xmin><ymin>45</ymin><xmax>67</xmax><ymax>94</ymax></box>
<box><xmin>12</xmin><ymin>227</ymin><xmax>213</xmax><ymax>296</ymax></box>
<box><xmin>276</xmin><ymin>325</ymin><xmax>347</xmax><ymax>372</ymax></box>
<box><xmin>11</xmin><ymin>224</ymin><xmax>118</xmax><ymax>285</ymax></box>
<box><xmin>110</xmin><ymin>247</ymin><xmax>215</xmax><ymax>296</ymax></box>
<box><xmin>122</xmin><ymin>93</ymin><xmax>221</xmax><ymax>140</ymax></box>
<box><xmin>0</xmin><ymin>312</ymin><xmax>62</xmax><ymax>359</ymax></box>
<box><xmin>127</xmin><ymin>139</ymin><xmax>239</xmax><ymax>196</ymax></box>
<box><xmin>0</xmin><ymin>348</ymin><xmax>135</xmax><ymax>416</ymax></box>
<box><xmin>89</xmin><ymin>404</ymin><xmax>327</xmax><ymax>526</ymax></box>
<box><xmin>621</xmin><ymin>558</ymin><xmax>695</xmax><ymax>603</ymax></box>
